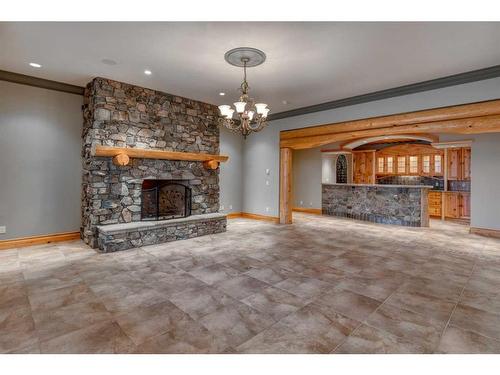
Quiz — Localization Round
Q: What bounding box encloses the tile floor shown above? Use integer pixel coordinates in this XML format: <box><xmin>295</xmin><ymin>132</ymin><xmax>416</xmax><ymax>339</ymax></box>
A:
<box><xmin>1</xmin><ymin>213</ymin><xmax>500</xmax><ymax>353</ymax></box>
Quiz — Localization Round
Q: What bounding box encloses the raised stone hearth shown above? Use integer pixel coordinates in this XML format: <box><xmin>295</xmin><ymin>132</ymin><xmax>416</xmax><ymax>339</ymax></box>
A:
<box><xmin>97</xmin><ymin>213</ymin><xmax>226</xmax><ymax>252</ymax></box>
<box><xmin>81</xmin><ymin>77</ymin><xmax>225</xmax><ymax>250</ymax></box>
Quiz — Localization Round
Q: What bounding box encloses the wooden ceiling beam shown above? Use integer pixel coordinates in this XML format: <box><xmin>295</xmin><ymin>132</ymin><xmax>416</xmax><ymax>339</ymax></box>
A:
<box><xmin>280</xmin><ymin>114</ymin><xmax>500</xmax><ymax>150</ymax></box>
<box><xmin>280</xmin><ymin>99</ymin><xmax>500</xmax><ymax>141</ymax></box>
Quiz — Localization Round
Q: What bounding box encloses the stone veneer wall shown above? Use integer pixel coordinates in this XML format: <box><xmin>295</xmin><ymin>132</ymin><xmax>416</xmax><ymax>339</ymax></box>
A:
<box><xmin>81</xmin><ymin>77</ymin><xmax>221</xmax><ymax>248</ymax></box>
<box><xmin>322</xmin><ymin>184</ymin><xmax>427</xmax><ymax>226</ymax></box>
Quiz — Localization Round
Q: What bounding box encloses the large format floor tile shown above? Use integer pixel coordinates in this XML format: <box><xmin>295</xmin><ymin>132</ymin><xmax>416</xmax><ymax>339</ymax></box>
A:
<box><xmin>1</xmin><ymin>214</ymin><xmax>499</xmax><ymax>353</ymax></box>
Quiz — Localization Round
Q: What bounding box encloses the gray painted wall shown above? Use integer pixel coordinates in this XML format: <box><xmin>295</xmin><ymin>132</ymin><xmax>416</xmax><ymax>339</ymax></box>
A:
<box><xmin>292</xmin><ymin>148</ymin><xmax>322</xmax><ymax>208</ymax></box>
<box><xmin>219</xmin><ymin>127</ymin><xmax>243</xmax><ymax>213</ymax></box>
<box><xmin>242</xmin><ymin>77</ymin><xmax>500</xmax><ymax>228</ymax></box>
<box><xmin>0</xmin><ymin>81</ymin><xmax>245</xmax><ymax>240</ymax></box>
<box><xmin>0</xmin><ymin>81</ymin><xmax>83</xmax><ymax>239</ymax></box>
<box><xmin>470</xmin><ymin>133</ymin><xmax>500</xmax><ymax>230</ymax></box>
<box><xmin>2</xmin><ymin>75</ymin><xmax>500</xmax><ymax>239</ymax></box>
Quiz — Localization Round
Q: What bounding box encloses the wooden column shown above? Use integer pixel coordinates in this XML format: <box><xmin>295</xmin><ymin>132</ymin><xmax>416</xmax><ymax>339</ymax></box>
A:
<box><xmin>279</xmin><ymin>147</ymin><xmax>293</xmax><ymax>224</ymax></box>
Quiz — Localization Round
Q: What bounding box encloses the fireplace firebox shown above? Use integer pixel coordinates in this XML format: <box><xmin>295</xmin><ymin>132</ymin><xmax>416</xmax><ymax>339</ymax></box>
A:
<box><xmin>141</xmin><ymin>180</ymin><xmax>192</xmax><ymax>221</ymax></box>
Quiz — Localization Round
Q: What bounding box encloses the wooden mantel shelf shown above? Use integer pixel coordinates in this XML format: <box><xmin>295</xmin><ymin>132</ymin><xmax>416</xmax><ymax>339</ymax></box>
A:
<box><xmin>92</xmin><ymin>145</ymin><xmax>229</xmax><ymax>170</ymax></box>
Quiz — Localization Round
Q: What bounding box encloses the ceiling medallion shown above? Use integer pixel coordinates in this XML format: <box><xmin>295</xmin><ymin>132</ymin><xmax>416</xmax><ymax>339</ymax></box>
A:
<box><xmin>218</xmin><ymin>47</ymin><xmax>269</xmax><ymax>139</ymax></box>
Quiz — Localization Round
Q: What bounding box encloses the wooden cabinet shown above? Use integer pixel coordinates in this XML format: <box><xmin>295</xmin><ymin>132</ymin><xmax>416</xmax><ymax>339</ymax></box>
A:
<box><xmin>428</xmin><ymin>191</ymin><xmax>470</xmax><ymax>219</ymax></box>
<box><xmin>428</xmin><ymin>191</ymin><xmax>442</xmax><ymax>217</ymax></box>
<box><xmin>460</xmin><ymin>192</ymin><xmax>471</xmax><ymax>218</ymax></box>
<box><xmin>447</xmin><ymin>147</ymin><xmax>471</xmax><ymax>180</ymax></box>
<box><xmin>353</xmin><ymin>151</ymin><xmax>375</xmax><ymax>184</ymax></box>
<box><xmin>462</xmin><ymin>147</ymin><xmax>471</xmax><ymax>180</ymax></box>
<box><xmin>444</xmin><ymin>191</ymin><xmax>470</xmax><ymax>219</ymax></box>
<box><xmin>447</xmin><ymin>148</ymin><xmax>461</xmax><ymax>180</ymax></box>
<box><xmin>375</xmin><ymin>144</ymin><xmax>444</xmax><ymax>177</ymax></box>
<box><xmin>444</xmin><ymin>192</ymin><xmax>460</xmax><ymax>218</ymax></box>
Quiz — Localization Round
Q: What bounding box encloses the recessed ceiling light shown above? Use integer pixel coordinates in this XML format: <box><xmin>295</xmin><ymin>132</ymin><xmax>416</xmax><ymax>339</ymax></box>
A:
<box><xmin>219</xmin><ymin>92</ymin><xmax>225</xmax><ymax>96</ymax></box>
<box><xmin>282</xmin><ymin>100</ymin><xmax>289</xmax><ymax>105</ymax></box>
<box><xmin>29</xmin><ymin>62</ymin><xmax>42</xmax><ymax>68</ymax></box>
<box><xmin>144</xmin><ymin>70</ymin><xmax>152</xmax><ymax>75</ymax></box>
<box><xmin>101</xmin><ymin>58</ymin><xmax>117</xmax><ymax>66</ymax></box>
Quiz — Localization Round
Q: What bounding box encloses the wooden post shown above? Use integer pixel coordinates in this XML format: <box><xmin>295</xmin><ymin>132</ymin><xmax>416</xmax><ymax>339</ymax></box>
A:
<box><xmin>280</xmin><ymin>147</ymin><xmax>293</xmax><ymax>224</ymax></box>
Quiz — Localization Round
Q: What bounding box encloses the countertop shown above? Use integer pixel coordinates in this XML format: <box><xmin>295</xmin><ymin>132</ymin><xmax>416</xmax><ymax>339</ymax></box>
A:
<box><xmin>322</xmin><ymin>183</ymin><xmax>434</xmax><ymax>189</ymax></box>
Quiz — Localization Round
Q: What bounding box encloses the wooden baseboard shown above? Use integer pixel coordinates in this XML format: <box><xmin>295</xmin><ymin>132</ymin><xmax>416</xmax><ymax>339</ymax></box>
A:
<box><xmin>292</xmin><ymin>207</ymin><xmax>322</xmax><ymax>215</ymax></box>
<box><xmin>226</xmin><ymin>212</ymin><xmax>280</xmax><ymax>223</ymax></box>
<box><xmin>470</xmin><ymin>227</ymin><xmax>500</xmax><ymax>239</ymax></box>
<box><xmin>0</xmin><ymin>231</ymin><xmax>81</xmax><ymax>250</ymax></box>
<box><xmin>226</xmin><ymin>212</ymin><xmax>243</xmax><ymax>219</ymax></box>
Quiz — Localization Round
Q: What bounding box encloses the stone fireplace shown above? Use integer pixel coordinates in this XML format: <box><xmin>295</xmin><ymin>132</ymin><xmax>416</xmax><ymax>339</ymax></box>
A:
<box><xmin>81</xmin><ymin>77</ymin><xmax>226</xmax><ymax>252</ymax></box>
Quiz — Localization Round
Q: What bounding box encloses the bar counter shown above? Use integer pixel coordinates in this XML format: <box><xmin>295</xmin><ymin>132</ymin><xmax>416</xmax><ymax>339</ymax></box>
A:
<box><xmin>321</xmin><ymin>183</ymin><xmax>432</xmax><ymax>227</ymax></box>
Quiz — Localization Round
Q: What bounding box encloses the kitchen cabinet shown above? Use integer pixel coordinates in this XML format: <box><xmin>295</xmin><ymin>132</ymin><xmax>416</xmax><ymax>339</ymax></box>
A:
<box><xmin>444</xmin><ymin>192</ymin><xmax>460</xmax><ymax>218</ymax></box>
<box><xmin>462</xmin><ymin>147</ymin><xmax>471</xmax><ymax>180</ymax></box>
<box><xmin>460</xmin><ymin>192</ymin><xmax>471</xmax><ymax>218</ymax></box>
<box><xmin>444</xmin><ymin>191</ymin><xmax>470</xmax><ymax>219</ymax></box>
<box><xmin>428</xmin><ymin>191</ymin><xmax>442</xmax><ymax>217</ymax></box>
<box><xmin>375</xmin><ymin>144</ymin><xmax>444</xmax><ymax>177</ymax></box>
<box><xmin>447</xmin><ymin>148</ymin><xmax>461</xmax><ymax>180</ymax></box>
<box><xmin>447</xmin><ymin>147</ymin><xmax>471</xmax><ymax>180</ymax></box>
<box><xmin>353</xmin><ymin>151</ymin><xmax>375</xmax><ymax>184</ymax></box>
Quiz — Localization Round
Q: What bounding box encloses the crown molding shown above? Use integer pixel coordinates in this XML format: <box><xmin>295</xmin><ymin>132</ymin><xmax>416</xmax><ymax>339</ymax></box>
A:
<box><xmin>2</xmin><ymin>64</ymin><xmax>500</xmax><ymax>111</ymax></box>
<box><xmin>0</xmin><ymin>70</ymin><xmax>84</xmax><ymax>95</ymax></box>
<box><xmin>268</xmin><ymin>65</ymin><xmax>500</xmax><ymax>121</ymax></box>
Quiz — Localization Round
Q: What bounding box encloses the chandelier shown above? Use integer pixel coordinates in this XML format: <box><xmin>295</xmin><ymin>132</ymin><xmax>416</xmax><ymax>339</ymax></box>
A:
<box><xmin>218</xmin><ymin>47</ymin><xmax>270</xmax><ymax>138</ymax></box>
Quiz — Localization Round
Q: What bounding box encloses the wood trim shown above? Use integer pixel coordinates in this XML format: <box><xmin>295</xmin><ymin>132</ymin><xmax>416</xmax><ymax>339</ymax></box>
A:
<box><xmin>0</xmin><ymin>70</ymin><xmax>84</xmax><ymax>95</ymax></box>
<box><xmin>320</xmin><ymin>148</ymin><xmax>351</xmax><ymax>154</ymax></box>
<box><xmin>470</xmin><ymin>227</ymin><xmax>500</xmax><ymax>239</ymax></box>
<box><xmin>0</xmin><ymin>231</ymin><xmax>81</xmax><ymax>250</ymax></box>
<box><xmin>292</xmin><ymin>207</ymin><xmax>322</xmax><ymax>215</ymax></box>
<box><xmin>340</xmin><ymin>133</ymin><xmax>439</xmax><ymax>150</ymax></box>
<box><xmin>226</xmin><ymin>212</ymin><xmax>243</xmax><ymax>219</ymax></box>
<box><xmin>93</xmin><ymin>145</ymin><xmax>229</xmax><ymax>168</ymax></box>
<box><xmin>225</xmin><ymin>212</ymin><xmax>280</xmax><ymax>223</ymax></box>
<box><xmin>280</xmin><ymin>114</ymin><xmax>500</xmax><ymax>150</ymax></box>
<box><xmin>279</xmin><ymin>148</ymin><xmax>293</xmax><ymax>224</ymax></box>
<box><xmin>431</xmin><ymin>140</ymin><xmax>474</xmax><ymax>149</ymax></box>
<box><xmin>281</xmin><ymin>99</ymin><xmax>500</xmax><ymax>140</ymax></box>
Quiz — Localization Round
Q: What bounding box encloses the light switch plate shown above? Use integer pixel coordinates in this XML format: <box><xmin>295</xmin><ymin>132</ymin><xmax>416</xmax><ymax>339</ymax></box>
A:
<box><xmin>229</xmin><ymin>205</ymin><xmax>232</xmax><ymax>210</ymax></box>
<box><xmin>265</xmin><ymin>168</ymin><xmax>270</xmax><ymax>175</ymax></box>
<box><xmin>265</xmin><ymin>180</ymin><xmax>270</xmax><ymax>186</ymax></box>
<box><xmin>0</xmin><ymin>226</ymin><xmax>5</xmax><ymax>234</ymax></box>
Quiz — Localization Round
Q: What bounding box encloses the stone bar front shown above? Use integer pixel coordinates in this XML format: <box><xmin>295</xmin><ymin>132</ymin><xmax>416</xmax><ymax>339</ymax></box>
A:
<box><xmin>322</xmin><ymin>183</ymin><xmax>431</xmax><ymax>227</ymax></box>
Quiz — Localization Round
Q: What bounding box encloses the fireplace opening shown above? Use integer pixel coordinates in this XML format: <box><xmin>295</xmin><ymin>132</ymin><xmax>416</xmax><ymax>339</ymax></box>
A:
<box><xmin>141</xmin><ymin>180</ymin><xmax>192</xmax><ymax>221</ymax></box>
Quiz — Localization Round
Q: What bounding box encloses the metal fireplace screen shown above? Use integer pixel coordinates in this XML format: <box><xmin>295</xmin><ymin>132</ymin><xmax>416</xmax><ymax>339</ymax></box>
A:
<box><xmin>141</xmin><ymin>180</ymin><xmax>192</xmax><ymax>221</ymax></box>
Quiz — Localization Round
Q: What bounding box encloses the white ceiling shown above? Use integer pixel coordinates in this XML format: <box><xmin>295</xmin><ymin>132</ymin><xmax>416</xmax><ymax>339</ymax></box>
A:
<box><xmin>1</xmin><ymin>22</ymin><xmax>500</xmax><ymax>114</ymax></box>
